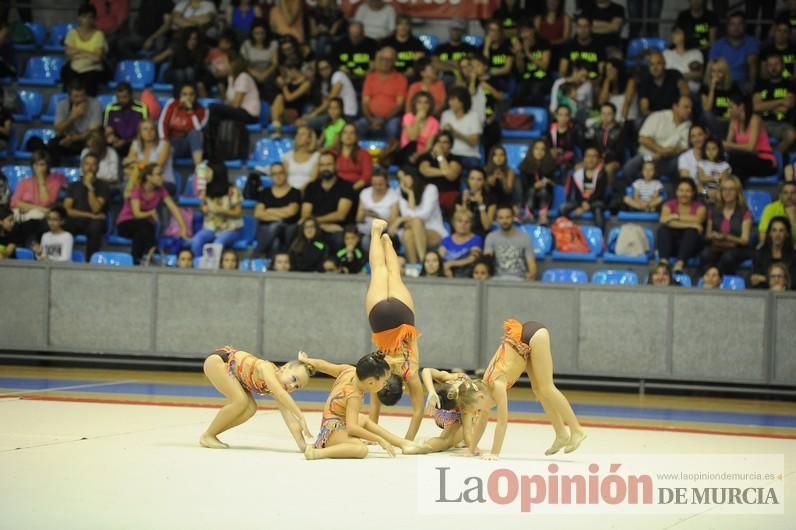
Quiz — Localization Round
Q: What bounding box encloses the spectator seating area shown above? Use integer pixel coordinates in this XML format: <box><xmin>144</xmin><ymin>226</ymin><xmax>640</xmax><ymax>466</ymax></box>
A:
<box><xmin>1</xmin><ymin>7</ymin><xmax>791</xmax><ymax>292</ymax></box>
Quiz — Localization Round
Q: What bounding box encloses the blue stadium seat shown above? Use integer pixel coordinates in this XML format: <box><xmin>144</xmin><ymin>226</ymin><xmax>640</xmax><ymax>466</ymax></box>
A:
<box><xmin>90</xmin><ymin>251</ymin><xmax>134</xmax><ymax>266</ymax></box>
<box><xmin>71</xmin><ymin>250</ymin><xmax>85</xmax><ymax>263</ymax></box>
<box><xmin>112</xmin><ymin>60</ymin><xmax>156</xmax><ymax>89</ymax></box>
<box><xmin>153</xmin><ymin>62</ymin><xmax>173</xmax><ymax>92</ymax></box>
<box><xmin>673</xmin><ymin>272</ymin><xmax>692</xmax><ymax>287</ymax></box>
<box><xmin>96</xmin><ymin>93</ymin><xmax>116</xmax><ymax>109</ymax></box>
<box><xmin>625</xmin><ymin>37</ymin><xmax>668</xmax><ymax>67</ymax></box>
<box><xmin>541</xmin><ymin>268</ymin><xmax>589</xmax><ymax>284</ymax></box>
<box><xmin>53</xmin><ymin>166</ymin><xmax>81</xmax><ymax>183</ymax></box>
<box><xmin>551</xmin><ymin>224</ymin><xmax>604</xmax><ymax>262</ymax></box>
<box><xmin>462</xmin><ymin>35</ymin><xmax>483</xmax><ymax>47</ymax></box>
<box><xmin>240</xmin><ymin>258</ymin><xmax>270</xmax><ymax>272</ymax></box>
<box><xmin>43</xmin><ymin>23</ymin><xmax>77</xmax><ymax>52</ymax></box>
<box><xmin>15</xmin><ymin>247</ymin><xmax>36</xmax><ymax>260</ymax></box>
<box><xmin>14</xmin><ymin>22</ymin><xmax>47</xmax><ymax>51</ymax></box>
<box><xmin>519</xmin><ymin>224</ymin><xmax>553</xmax><ymax>257</ymax></box>
<box><xmin>744</xmin><ymin>190</ymin><xmax>771</xmax><ymax>223</ymax></box>
<box><xmin>156</xmin><ymin>95</ymin><xmax>171</xmax><ymax>110</ymax></box>
<box><xmin>104</xmin><ymin>213</ymin><xmax>133</xmax><ymax>246</ymax></box>
<box><xmin>697</xmin><ymin>275</ymin><xmax>746</xmax><ymax>289</ymax></box>
<box><xmin>18</xmin><ymin>56</ymin><xmax>65</xmax><ymax>86</ymax></box>
<box><xmin>548</xmin><ymin>185</ymin><xmax>566</xmax><ymax>217</ymax></box>
<box><xmin>249</xmin><ymin>138</ymin><xmax>282</xmax><ymax>168</ymax></box>
<box><xmin>1</xmin><ymin>165</ymin><xmax>31</xmax><ymax>193</ymax></box>
<box><xmin>13</xmin><ymin>90</ymin><xmax>44</xmax><ymax>122</ymax></box>
<box><xmin>603</xmin><ymin>226</ymin><xmax>655</xmax><ymax>264</ymax></box>
<box><xmin>504</xmin><ymin>143</ymin><xmax>529</xmax><ymax>173</ymax></box>
<box><xmin>591</xmin><ymin>269</ymin><xmax>640</xmax><ymax>286</ymax></box>
<box><xmin>721</xmin><ymin>275</ymin><xmax>746</xmax><ymax>290</ymax></box>
<box><xmin>617</xmin><ymin>186</ymin><xmax>667</xmax><ymax>221</ymax></box>
<box><xmin>418</xmin><ymin>34</ymin><xmax>439</xmax><ymax>51</ymax></box>
<box><xmin>15</xmin><ymin>128</ymin><xmax>56</xmax><ymax>159</ymax></box>
<box><xmin>232</xmin><ymin>216</ymin><xmax>257</xmax><ymax>250</ymax></box>
<box><xmin>502</xmin><ymin>107</ymin><xmax>548</xmax><ymax>139</ymax></box>
<box><xmin>41</xmin><ymin>93</ymin><xmax>68</xmax><ymax>123</ymax></box>
<box><xmin>178</xmin><ymin>174</ymin><xmax>201</xmax><ymax>207</ymax></box>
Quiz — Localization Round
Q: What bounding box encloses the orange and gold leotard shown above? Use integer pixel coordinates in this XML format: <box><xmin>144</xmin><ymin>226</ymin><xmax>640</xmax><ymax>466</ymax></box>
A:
<box><xmin>314</xmin><ymin>366</ymin><xmax>360</xmax><ymax>448</ymax></box>
<box><xmin>483</xmin><ymin>320</ymin><xmax>545</xmax><ymax>389</ymax></box>
<box><xmin>214</xmin><ymin>346</ymin><xmax>273</xmax><ymax>396</ymax></box>
<box><xmin>369</xmin><ymin>298</ymin><xmax>419</xmax><ymax>382</ymax></box>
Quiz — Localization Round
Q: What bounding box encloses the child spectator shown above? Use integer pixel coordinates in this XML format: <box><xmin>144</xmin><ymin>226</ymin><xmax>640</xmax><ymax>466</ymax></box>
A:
<box><xmin>289</xmin><ymin>217</ymin><xmax>328</xmax><ymax>272</ymax></box>
<box><xmin>624</xmin><ymin>159</ymin><xmax>664</xmax><ymax>213</ymax></box>
<box><xmin>420</xmin><ymin>250</ymin><xmax>445</xmax><ymax>277</ymax></box>
<box><xmin>335</xmin><ymin>225</ymin><xmax>366</xmax><ymax>274</ymax></box>
<box><xmin>484</xmin><ymin>145</ymin><xmax>518</xmax><ymax>209</ymax></box>
<box><xmin>472</xmin><ymin>256</ymin><xmax>493</xmax><ymax>281</ymax></box>
<box><xmin>32</xmin><ymin>206</ymin><xmax>73</xmax><ymax>262</ymax></box>
<box><xmin>176</xmin><ymin>248</ymin><xmax>194</xmax><ymax>268</ymax></box>
<box><xmin>696</xmin><ymin>137</ymin><xmax>731</xmax><ymax>203</ymax></box>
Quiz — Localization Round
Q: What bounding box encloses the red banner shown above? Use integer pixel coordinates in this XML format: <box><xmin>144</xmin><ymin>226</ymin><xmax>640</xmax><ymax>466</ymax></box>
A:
<box><xmin>338</xmin><ymin>0</ymin><xmax>500</xmax><ymax>19</ymax></box>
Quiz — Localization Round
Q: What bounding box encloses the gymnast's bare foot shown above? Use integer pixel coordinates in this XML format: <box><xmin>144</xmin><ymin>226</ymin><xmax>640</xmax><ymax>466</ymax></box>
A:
<box><xmin>304</xmin><ymin>446</ymin><xmax>319</xmax><ymax>460</ymax></box>
<box><xmin>545</xmin><ymin>433</ymin><xmax>570</xmax><ymax>455</ymax></box>
<box><xmin>564</xmin><ymin>430</ymin><xmax>587</xmax><ymax>454</ymax></box>
<box><xmin>401</xmin><ymin>441</ymin><xmax>432</xmax><ymax>455</ymax></box>
<box><xmin>371</xmin><ymin>218</ymin><xmax>388</xmax><ymax>236</ymax></box>
<box><xmin>200</xmin><ymin>432</ymin><xmax>229</xmax><ymax>449</ymax></box>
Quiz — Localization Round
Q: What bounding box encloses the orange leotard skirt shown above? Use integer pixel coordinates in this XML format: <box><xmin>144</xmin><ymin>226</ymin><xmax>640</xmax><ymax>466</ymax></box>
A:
<box><xmin>482</xmin><ymin>320</ymin><xmax>539</xmax><ymax>388</ymax></box>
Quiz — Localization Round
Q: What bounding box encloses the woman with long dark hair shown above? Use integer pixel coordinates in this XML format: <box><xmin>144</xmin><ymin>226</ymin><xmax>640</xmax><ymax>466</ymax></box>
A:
<box><xmin>724</xmin><ymin>91</ymin><xmax>777</xmax><ymax>182</ymax></box>
<box><xmin>288</xmin><ymin>216</ymin><xmax>328</xmax><ymax>272</ymax></box>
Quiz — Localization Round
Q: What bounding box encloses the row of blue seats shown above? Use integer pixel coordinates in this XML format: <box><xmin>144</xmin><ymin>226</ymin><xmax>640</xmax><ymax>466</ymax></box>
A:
<box><xmin>12</xmin><ymin>246</ymin><xmax>747</xmax><ymax>289</ymax></box>
<box><xmin>542</xmin><ymin>267</ymin><xmax>747</xmax><ymax>289</ymax></box>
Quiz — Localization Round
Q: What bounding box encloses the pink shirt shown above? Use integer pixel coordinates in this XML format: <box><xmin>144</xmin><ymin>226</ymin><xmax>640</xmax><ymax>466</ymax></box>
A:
<box><xmin>719</xmin><ymin>209</ymin><xmax>753</xmax><ymax>234</ymax></box>
<box><xmin>664</xmin><ymin>198</ymin><xmax>702</xmax><ymax>215</ymax></box>
<box><xmin>732</xmin><ymin>120</ymin><xmax>776</xmax><ymax>163</ymax></box>
<box><xmin>117</xmin><ymin>185</ymin><xmax>169</xmax><ymax>224</ymax></box>
<box><xmin>400</xmin><ymin>113</ymin><xmax>440</xmax><ymax>153</ymax></box>
<box><xmin>10</xmin><ymin>173</ymin><xmax>67</xmax><ymax>208</ymax></box>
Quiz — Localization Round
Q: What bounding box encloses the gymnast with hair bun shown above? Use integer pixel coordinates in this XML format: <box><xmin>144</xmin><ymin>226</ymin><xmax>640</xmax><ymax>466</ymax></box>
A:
<box><xmin>199</xmin><ymin>346</ymin><xmax>316</xmax><ymax>451</ymax></box>
<box><xmin>299</xmin><ymin>351</ymin><xmax>427</xmax><ymax>460</ymax></box>
<box><xmin>418</xmin><ymin>368</ymin><xmax>494</xmax><ymax>455</ymax></box>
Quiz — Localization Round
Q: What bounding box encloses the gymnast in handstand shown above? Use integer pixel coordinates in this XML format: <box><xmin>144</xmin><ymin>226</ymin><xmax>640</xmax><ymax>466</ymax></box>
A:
<box><xmin>365</xmin><ymin>219</ymin><xmax>425</xmax><ymax>440</ymax></box>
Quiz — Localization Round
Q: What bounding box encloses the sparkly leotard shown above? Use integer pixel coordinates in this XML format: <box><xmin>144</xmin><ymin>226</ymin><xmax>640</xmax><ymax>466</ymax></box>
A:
<box><xmin>214</xmin><ymin>346</ymin><xmax>273</xmax><ymax>396</ymax></box>
<box><xmin>314</xmin><ymin>366</ymin><xmax>359</xmax><ymax>448</ymax></box>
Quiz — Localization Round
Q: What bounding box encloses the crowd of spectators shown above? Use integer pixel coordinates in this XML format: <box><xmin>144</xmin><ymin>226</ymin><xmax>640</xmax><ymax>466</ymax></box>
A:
<box><xmin>0</xmin><ymin>0</ymin><xmax>795</xmax><ymax>289</ymax></box>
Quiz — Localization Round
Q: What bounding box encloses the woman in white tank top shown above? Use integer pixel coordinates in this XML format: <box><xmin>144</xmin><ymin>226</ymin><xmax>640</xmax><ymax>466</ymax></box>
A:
<box><xmin>283</xmin><ymin>125</ymin><xmax>320</xmax><ymax>191</ymax></box>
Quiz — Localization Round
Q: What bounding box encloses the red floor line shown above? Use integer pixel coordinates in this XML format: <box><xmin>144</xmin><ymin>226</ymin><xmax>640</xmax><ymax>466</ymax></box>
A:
<box><xmin>21</xmin><ymin>394</ymin><xmax>796</xmax><ymax>440</ymax></box>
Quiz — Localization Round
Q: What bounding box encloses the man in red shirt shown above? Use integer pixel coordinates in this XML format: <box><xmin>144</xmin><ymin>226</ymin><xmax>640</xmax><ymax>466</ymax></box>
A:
<box><xmin>356</xmin><ymin>46</ymin><xmax>408</xmax><ymax>141</ymax></box>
